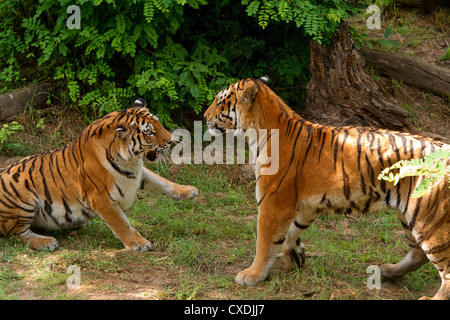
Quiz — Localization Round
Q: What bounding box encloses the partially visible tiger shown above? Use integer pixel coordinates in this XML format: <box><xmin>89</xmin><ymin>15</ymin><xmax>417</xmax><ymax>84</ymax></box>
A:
<box><xmin>204</xmin><ymin>76</ymin><xmax>449</xmax><ymax>300</ymax></box>
<box><xmin>0</xmin><ymin>98</ymin><xmax>198</xmax><ymax>251</ymax></box>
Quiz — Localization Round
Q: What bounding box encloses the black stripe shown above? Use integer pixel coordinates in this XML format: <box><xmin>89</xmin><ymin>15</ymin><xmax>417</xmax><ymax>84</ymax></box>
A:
<box><xmin>384</xmin><ymin>189</ymin><xmax>391</xmax><ymax>207</ymax></box>
<box><xmin>115</xmin><ymin>183</ymin><xmax>125</xmax><ymax>197</ymax></box>
<box><xmin>258</xmin><ymin>130</ymin><xmax>273</xmax><ymax>154</ymax></box>
<box><xmin>333</xmin><ymin>134</ymin><xmax>339</xmax><ymax>171</ymax></box>
<box><xmin>395</xmin><ymin>182</ymin><xmax>401</xmax><ymax>209</ymax></box>
<box><xmin>2</xmin><ymin>194</ymin><xmax>34</xmax><ymax>213</ymax></box>
<box><xmin>367</xmin><ymin>132</ymin><xmax>375</xmax><ymax>151</ymax></box>
<box><xmin>408</xmin><ymin>197</ymin><xmax>422</xmax><ymax>231</ymax></box>
<box><xmin>69</xmin><ymin>143</ymin><xmax>79</xmax><ymax>168</ymax></box>
<box><xmin>106</xmin><ymin>188</ymin><xmax>117</xmax><ymax>202</ymax></box>
<box><xmin>318</xmin><ymin>129</ymin><xmax>327</xmax><ymax>162</ymax></box>
<box><xmin>376</xmin><ymin>138</ymin><xmax>384</xmax><ymax>168</ymax></box>
<box><xmin>270</xmin><ymin>120</ymin><xmax>305</xmax><ymax>196</ymax></box>
<box><xmin>81</xmin><ymin>209</ymin><xmax>92</xmax><ymax>219</ymax></box>
<box><xmin>40</xmin><ymin>162</ymin><xmax>53</xmax><ymax>205</ymax></box>
<box><xmin>9</xmin><ymin>181</ymin><xmax>32</xmax><ymax>207</ymax></box>
<box><xmin>274</xmin><ymin>238</ymin><xmax>285</xmax><ymax>245</ymax></box>
<box><xmin>409</xmin><ymin>139</ymin><xmax>415</xmax><ymax>157</ymax></box>
<box><xmin>356</xmin><ymin>132</ymin><xmax>362</xmax><ymax>171</ymax></box>
<box><xmin>380</xmin><ymin>177</ymin><xmax>386</xmax><ymax>193</ymax></box>
<box><xmin>258</xmin><ymin>192</ymin><xmax>266</xmax><ymax>206</ymax></box>
<box><xmin>362</xmin><ymin>198</ymin><xmax>372</xmax><ymax>213</ymax></box>
<box><xmin>12</xmin><ymin>172</ymin><xmax>20</xmax><ymax>183</ymax></box>
<box><xmin>365</xmin><ymin>153</ymin><xmax>375</xmax><ymax>186</ymax></box>
<box><xmin>420</xmin><ymin>140</ymin><xmax>426</xmax><ymax>157</ymax></box>
<box><xmin>288</xmin><ymin>248</ymin><xmax>304</xmax><ymax>267</ymax></box>
<box><xmin>342</xmin><ymin>160</ymin><xmax>350</xmax><ymax>200</ymax></box>
<box><xmin>44</xmin><ymin>200</ymin><xmax>53</xmax><ymax>216</ymax></box>
<box><xmin>360</xmin><ymin>173</ymin><xmax>367</xmax><ymax>195</ymax></box>
<box><xmin>388</xmin><ymin>134</ymin><xmax>401</xmax><ymax>161</ymax></box>
<box><xmin>302</xmin><ymin>124</ymin><xmax>313</xmax><ymax>166</ymax></box>
<box><xmin>403</xmin><ymin>176</ymin><xmax>414</xmax><ymax>214</ymax></box>
<box><xmin>105</xmin><ymin>147</ymin><xmax>136</xmax><ymax>179</ymax></box>
<box><xmin>286</xmin><ymin>118</ymin><xmax>293</xmax><ymax>137</ymax></box>
<box><xmin>422</xmin><ymin>242</ymin><xmax>450</xmax><ymax>255</ymax></box>
<box><xmin>62</xmin><ymin>198</ymin><xmax>73</xmax><ymax>223</ymax></box>
<box><xmin>341</xmin><ymin>129</ymin><xmax>349</xmax><ymax>151</ymax></box>
<box><xmin>48</xmin><ymin>151</ymin><xmax>57</xmax><ymax>184</ymax></box>
<box><xmin>289</xmin><ymin>119</ymin><xmax>302</xmax><ymax>140</ymax></box>
<box><xmin>399</xmin><ymin>135</ymin><xmax>408</xmax><ymax>155</ymax></box>
<box><xmin>294</xmin><ymin>220</ymin><xmax>309</xmax><ymax>229</ymax></box>
<box><xmin>55</xmin><ymin>156</ymin><xmax>67</xmax><ymax>187</ymax></box>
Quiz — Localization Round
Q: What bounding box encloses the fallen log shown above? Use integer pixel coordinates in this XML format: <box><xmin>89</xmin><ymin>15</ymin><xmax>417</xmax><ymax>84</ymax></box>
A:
<box><xmin>359</xmin><ymin>47</ymin><xmax>450</xmax><ymax>99</ymax></box>
<box><xmin>0</xmin><ymin>82</ymin><xmax>53</xmax><ymax>122</ymax></box>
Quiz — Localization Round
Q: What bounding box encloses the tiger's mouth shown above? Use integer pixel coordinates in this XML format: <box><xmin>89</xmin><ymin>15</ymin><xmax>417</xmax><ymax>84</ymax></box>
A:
<box><xmin>146</xmin><ymin>149</ymin><xmax>160</xmax><ymax>162</ymax></box>
<box><xmin>207</xmin><ymin>121</ymin><xmax>225</xmax><ymax>134</ymax></box>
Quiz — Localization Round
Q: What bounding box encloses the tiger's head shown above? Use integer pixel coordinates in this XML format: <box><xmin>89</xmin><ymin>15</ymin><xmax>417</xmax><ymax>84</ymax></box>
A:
<box><xmin>204</xmin><ymin>76</ymin><xmax>270</xmax><ymax>132</ymax></box>
<box><xmin>112</xmin><ymin>98</ymin><xmax>173</xmax><ymax>164</ymax></box>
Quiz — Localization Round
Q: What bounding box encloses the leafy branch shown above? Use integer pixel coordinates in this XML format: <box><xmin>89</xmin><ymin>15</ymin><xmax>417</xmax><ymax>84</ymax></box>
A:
<box><xmin>378</xmin><ymin>148</ymin><xmax>450</xmax><ymax>198</ymax></box>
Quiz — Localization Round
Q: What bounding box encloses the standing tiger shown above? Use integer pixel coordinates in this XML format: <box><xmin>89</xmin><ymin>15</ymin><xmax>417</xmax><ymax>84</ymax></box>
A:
<box><xmin>0</xmin><ymin>99</ymin><xmax>198</xmax><ymax>251</ymax></box>
<box><xmin>204</xmin><ymin>76</ymin><xmax>449</xmax><ymax>300</ymax></box>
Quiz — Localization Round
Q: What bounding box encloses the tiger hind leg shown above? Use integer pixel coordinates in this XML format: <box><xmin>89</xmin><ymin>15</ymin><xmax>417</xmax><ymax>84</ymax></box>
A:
<box><xmin>379</xmin><ymin>217</ymin><xmax>429</xmax><ymax>277</ymax></box>
<box><xmin>421</xmin><ymin>275</ymin><xmax>450</xmax><ymax>300</ymax></box>
<box><xmin>282</xmin><ymin>217</ymin><xmax>310</xmax><ymax>271</ymax></box>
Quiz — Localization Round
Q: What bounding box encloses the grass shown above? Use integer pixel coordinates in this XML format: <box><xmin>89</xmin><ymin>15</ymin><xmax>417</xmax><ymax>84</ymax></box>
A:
<box><xmin>0</xmin><ymin>162</ymin><xmax>441</xmax><ymax>300</ymax></box>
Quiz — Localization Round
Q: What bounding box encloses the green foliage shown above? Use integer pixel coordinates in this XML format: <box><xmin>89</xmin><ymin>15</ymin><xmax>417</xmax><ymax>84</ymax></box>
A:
<box><xmin>441</xmin><ymin>47</ymin><xmax>450</xmax><ymax>61</ymax></box>
<box><xmin>0</xmin><ymin>121</ymin><xmax>23</xmax><ymax>152</ymax></box>
<box><xmin>0</xmin><ymin>0</ymin><xmax>354</xmax><ymax>125</ymax></box>
<box><xmin>241</xmin><ymin>0</ymin><xmax>351</xmax><ymax>44</ymax></box>
<box><xmin>352</xmin><ymin>25</ymin><xmax>400</xmax><ymax>50</ymax></box>
<box><xmin>378</xmin><ymin>148</ymin><xmax>450</xmax><ymax>198</ymax></box>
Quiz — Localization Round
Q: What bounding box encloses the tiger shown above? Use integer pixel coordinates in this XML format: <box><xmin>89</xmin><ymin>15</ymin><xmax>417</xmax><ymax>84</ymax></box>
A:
<box><xmin>0</xmin><ymin>98</ymin><xmax>198</xmax><ymax>251</ymax></box>
<box><xmin>204</xmin><ymin>76</ymin><xmax>449</xmax><ymax>300</ymax></box>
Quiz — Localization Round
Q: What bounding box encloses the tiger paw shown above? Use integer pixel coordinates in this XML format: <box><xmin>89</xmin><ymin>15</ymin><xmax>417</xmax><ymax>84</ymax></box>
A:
<box><xmin>170</xmin><ymin>185</ymin><xmax>199</xmax><ymax>200</ymax></box>
<box><xmin>235</xmin><ymin>268</ymin><xmax>266</xmax><ymax>286</ymax></box>
<box><xmin>125</xmin><ymin>237</ymin><xmax>153</xmax><ymax>252</ymax></box>
<box><xmin>19</xmin><ymin>233</ymin><xmax>59</xmax><ymax>251</ymax></box>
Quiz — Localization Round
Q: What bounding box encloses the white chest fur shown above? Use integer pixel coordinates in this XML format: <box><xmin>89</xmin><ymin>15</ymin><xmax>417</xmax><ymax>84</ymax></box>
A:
<box><xmin>107</xmin><ymin>157</ymin><xmax>144</xmax><ymax>210</ymax></box>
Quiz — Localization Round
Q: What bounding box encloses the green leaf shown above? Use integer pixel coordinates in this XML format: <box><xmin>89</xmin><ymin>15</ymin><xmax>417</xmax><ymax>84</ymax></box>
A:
<box><xmin>384</xmin><ymin>27</ymin><xmax>392</xmax><ymax>39</ymax></box>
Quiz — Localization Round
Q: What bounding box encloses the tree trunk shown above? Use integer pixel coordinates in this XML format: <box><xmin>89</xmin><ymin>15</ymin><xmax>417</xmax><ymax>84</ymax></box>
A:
<box><xmin>0</xmin><ymin>83</ymin><xmax>53</xmax><ymax>122</ymax></box>
<box><xmin>304</xmin><ymin>23</ymin><xmax>411</xmax><ymax>132</ymax></box>
<box><xmin>359</xmin><ymin>47</ymin><xmax>450</xmax><ymax>99</ymax></box>
<box><xmin>394</xmin><ymin>0</ymin><xmax>449</xmax><ymax>11</ymax></box>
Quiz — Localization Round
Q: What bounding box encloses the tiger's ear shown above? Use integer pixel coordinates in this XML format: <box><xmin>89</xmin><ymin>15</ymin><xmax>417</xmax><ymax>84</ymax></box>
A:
<box><xmin>115</xmin><ymin>122</ymin><xmax>136</xmax><ymax>139</ymax></box>
<box><xmin>133</xmin><ymin>98</ymin><xmax>146</xmax><ymax>108</ymax></box>
<box><xmin>260</xmin><ymin>75</ymin><xmax>269</xmax><ymax>84</ymax></box>
<box><xmin>240</xmin><ymin>84</ymin><xmax>258</xmax><ymax>106</ymax></box>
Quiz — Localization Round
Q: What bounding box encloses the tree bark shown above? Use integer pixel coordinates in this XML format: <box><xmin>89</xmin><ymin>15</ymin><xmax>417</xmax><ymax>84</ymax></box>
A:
<box><xmin>393</xmin><ymin>0</ymin><xmax>449</xmax><ymax>11</ymax></box>
<box><xmin>0</xmin><ymin>83</ymin><xmax>53</xmax><ymax>122</ymax></box>
<box><xmin>359</xmin><ymin>47</ymin><xmax>450</xmax><ymax>99</ymax></box>
<box><xmin>304</xmin><ymin>23</ymin><xmax>411</xmax><ymax>132</ymax></box>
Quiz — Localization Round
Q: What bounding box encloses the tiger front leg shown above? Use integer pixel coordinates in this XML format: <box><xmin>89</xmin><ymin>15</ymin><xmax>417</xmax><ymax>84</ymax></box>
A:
<box><xmin>235</xmin><ymin>201</ymin><xmax>294</xmax><ymax>285</ymax></box>
<box><xmin>93</xmin><ymin>200</ymin><xmax>152</xmax><ymax>251</ymax></box>
<box><xmin>141</xmin><ymin>167</ymin><xmax>199</xmax><ymax>200</ymax></box>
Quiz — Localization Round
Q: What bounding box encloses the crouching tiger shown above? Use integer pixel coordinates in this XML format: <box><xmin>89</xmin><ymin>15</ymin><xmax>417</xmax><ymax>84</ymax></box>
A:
<box><xmin>204</xmin><ymin>76</ymin><xmax>449</xmax><ymax>300</ymax></box>
<box><xmin>0</xmin><ymin>99</ymin><xmax>198</xmax><ymax>251</ymax></box>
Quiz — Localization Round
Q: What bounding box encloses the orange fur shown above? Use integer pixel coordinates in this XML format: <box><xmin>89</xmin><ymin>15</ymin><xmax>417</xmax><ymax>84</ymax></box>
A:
<box><xmin>0</xmin><ymin>99</ymin><xmax>198</xmax><ymax>251</ymax></box>
<box><xmin>205</xmin><ymin>77</ymin><xmax>449</xmax><ymax>300</ymax></box>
